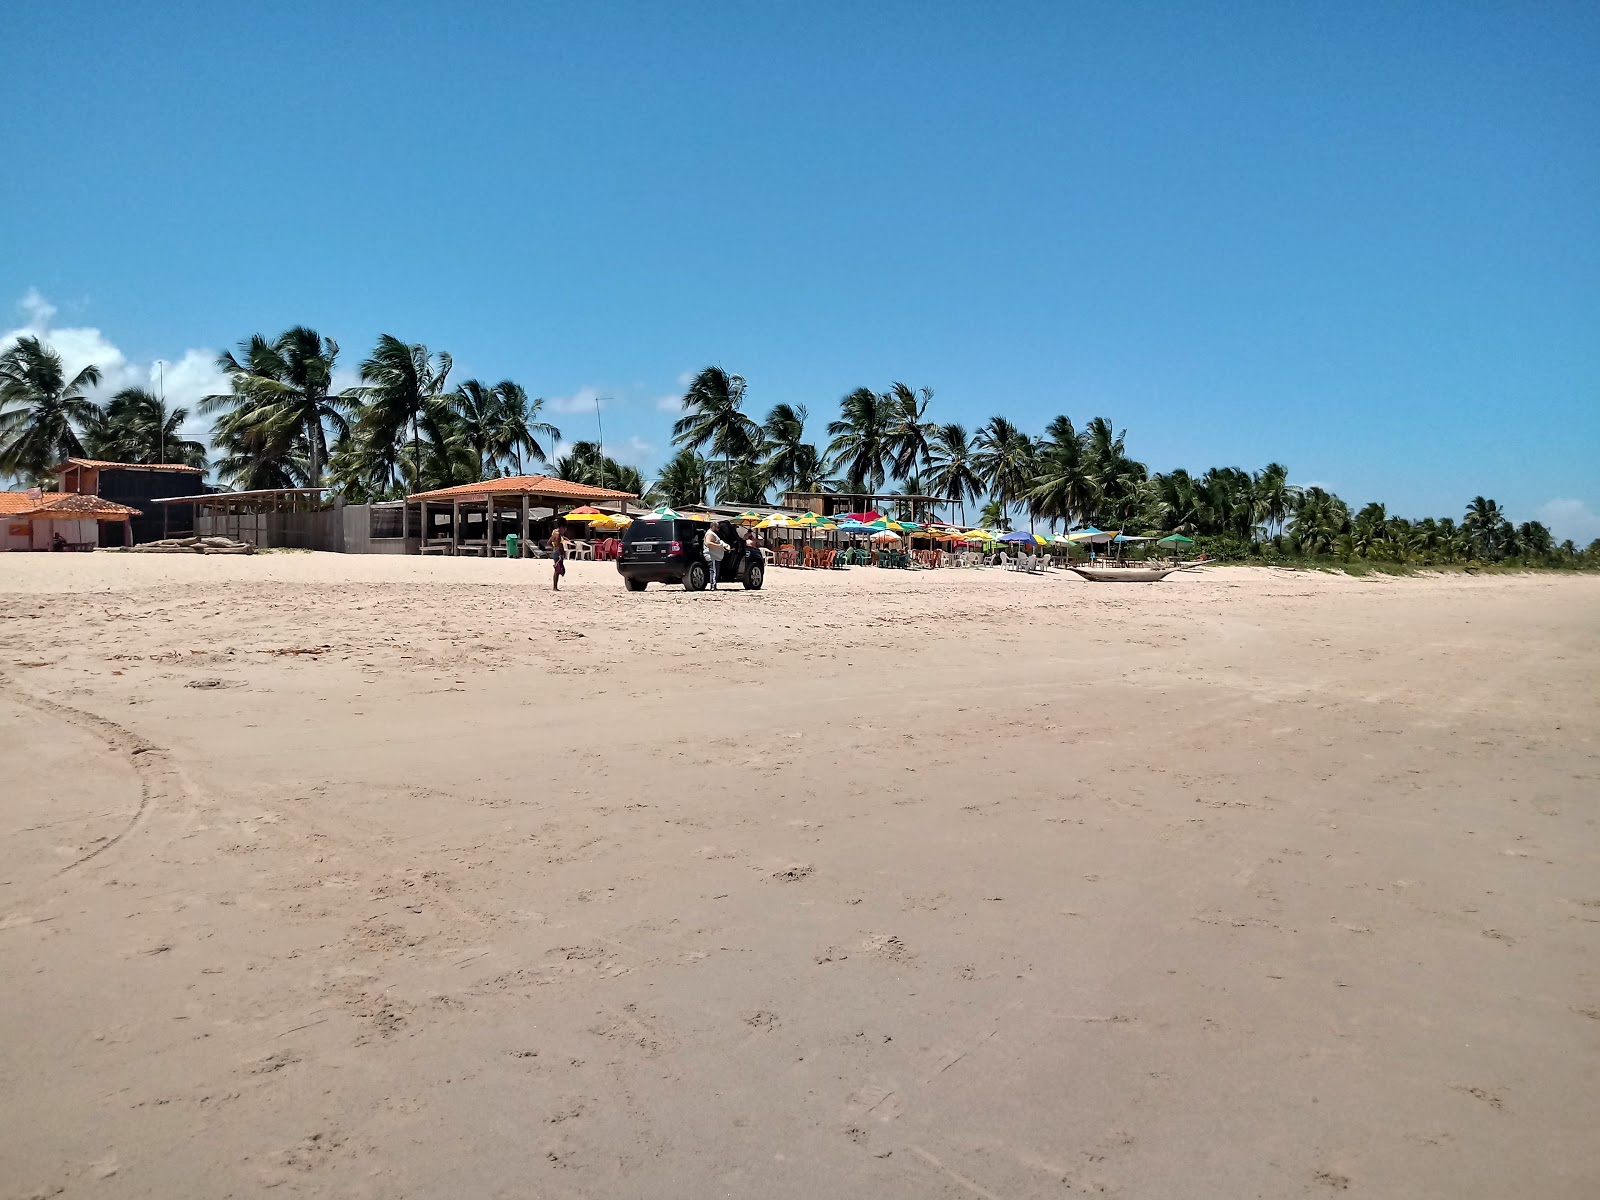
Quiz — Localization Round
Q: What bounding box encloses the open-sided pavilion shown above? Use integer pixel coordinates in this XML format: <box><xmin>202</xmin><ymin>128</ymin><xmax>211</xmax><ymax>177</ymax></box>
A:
<box><xmin>407</xmin><ymin>476</ymin><xmax>638</xmax><ymax>556</ymax></box>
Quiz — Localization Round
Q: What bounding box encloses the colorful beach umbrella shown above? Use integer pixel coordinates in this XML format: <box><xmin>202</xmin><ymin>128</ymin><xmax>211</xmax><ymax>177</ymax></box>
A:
<box><xmin>563</xmin><ymin>505</ymin><xmax>613</xmax><ymax>522</ymax></box>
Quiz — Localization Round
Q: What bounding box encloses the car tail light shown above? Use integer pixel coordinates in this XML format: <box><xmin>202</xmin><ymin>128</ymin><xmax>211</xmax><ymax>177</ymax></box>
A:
<box><xmin>670</xmin><ymin>540</ymin><xmax>682</xmax><ymax>554</ymax></box>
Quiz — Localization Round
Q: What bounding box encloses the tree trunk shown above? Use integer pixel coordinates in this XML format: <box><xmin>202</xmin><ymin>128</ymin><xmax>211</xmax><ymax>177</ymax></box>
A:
<box><xmin>413</xmin><ymin>413</ymin><xmax>421</xmax><ymax>492</ymax></box>
<box><xmin>307</xmin><ymin>416</ymin><xmax>322</xmax><ymax>488</ymax></box>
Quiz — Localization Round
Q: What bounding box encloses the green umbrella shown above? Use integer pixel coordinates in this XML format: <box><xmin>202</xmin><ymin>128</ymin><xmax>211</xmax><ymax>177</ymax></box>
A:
<box><xmin>1156</xmin><ymin>533</ymin><xmax>1195</xmax><ymax>545</ymax></box>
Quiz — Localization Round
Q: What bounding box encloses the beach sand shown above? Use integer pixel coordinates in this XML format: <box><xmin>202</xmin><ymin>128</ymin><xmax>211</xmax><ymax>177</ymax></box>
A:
<box><xmin>2</xmin><ymin>555</ymin><xmax>1597</xmax><ymax>1198</ymax></box>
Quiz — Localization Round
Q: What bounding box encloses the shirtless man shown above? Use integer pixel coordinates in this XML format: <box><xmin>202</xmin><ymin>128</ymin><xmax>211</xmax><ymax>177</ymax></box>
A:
<box><xmin>549</xmin><ymin>525</ymin><xmax>566</xmax><ymax>591</ymax></box>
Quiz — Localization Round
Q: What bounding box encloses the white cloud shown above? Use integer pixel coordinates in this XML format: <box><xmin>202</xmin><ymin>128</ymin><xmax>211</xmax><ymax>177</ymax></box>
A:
<box><xmin>676</xmin><ymin>370</ymin><xmax>695</xmax><ymax>388</ymax></box>
<box><xmin>606</xmin><ymin>436</ymin><xmax>656</xmax><ymax>465</ymax></box>
<box><xmin>150</xmin><ymin>350</ymin><xmax>230</xmax><ymax>445</ymax></box>
<box><xmin>2</xmin><ymin>289</ymin><xmax>229</xmax><ymax>459</ymax></box>
<box><xmin>1536</xmin><ymin>498</ymin><xmax>1600</xmax><ymax>545</ymax></box>
<box><xmin>19</xmin><ymin>288</ymin><xmax>57</xmax><ymax>326</ymax></box>
<box><xmin>655</xmin><ymin>394</ymin><xmax>683</xmax><ymax>413</ymax></box>
<box><xmin>331</xmin><ymin>366</ymin><xmax>362</xmax><ymax>396</ymax></box>
<box><xmin>2</xmin><ymin>292</ymin><xmax>140</xmax><ymax>398</ymax></box>
<box><xmin>548</xmin><ymin>386</ymin><xmax>609</xmax><ymax>415</ymax></box>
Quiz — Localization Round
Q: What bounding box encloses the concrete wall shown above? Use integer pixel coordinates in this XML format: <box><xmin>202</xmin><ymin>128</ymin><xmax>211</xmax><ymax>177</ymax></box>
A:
<box><xmin>1</xmin><ymin>517</ymin><xmax>98</xmax><ymax>551</ymax></box>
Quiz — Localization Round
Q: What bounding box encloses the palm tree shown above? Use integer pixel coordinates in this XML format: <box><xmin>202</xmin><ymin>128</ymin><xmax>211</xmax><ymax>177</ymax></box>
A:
<box><xmin>1028</xmin><ymin>416</ymin><xmax>1097</xmax><ymax>531</ymax></box>
<box><xmin>1077</xmin><ymin>417</ymin><xmax>1148</xmax><ymax>529</ymax></box>
<box><xmin>1289</xmin><ymin>487</ymin><xmax>1348</xmax><ymax>555</ymax></box>
<box><xmin>1147</xmin><ymin>469</ymin><xmax>1200</xmax><ymax>534</ymax></box>
<box><xmin>1351</xmin><ymin>501</ymin><xmax>1387</xmax><ymax>558</ymax></box>
<box><xmin>92</xmin><ymin>388</ymin><xmax>207</xmax><ymax>468</ymax></box>
<box><xmin>1463</xmin><ymin>496</ymin><xmax>1507</xmax><ymax>560</ymax></box>
<box><xmin>883</xmin><ymin>382</ymin><xmax>936</xmax><ymax>483</ymax></box>
<box><xmin>672</xmin><ymin>367</ymin><xmax>759</xmax><ymax>487</ymax></box>
<box><xmin>787</xmin><ymin>443</ymin><xmax>838</xmax><ymax>493</ymax></box>
<box><xmin>652</xmin><ymin>448</ymin><xmax>710</xmax><ymax>508</ymax></box>
<box><xmin>354</xmin><ymin>335</ymin><xmax>453</xmax><ymax>493</ymax></box>
<box><xmin>488</xmin><ymin>382</ymin><xmax>558</xmax><ymax>475</ymax></box>
<box><xmin>553</xmin><ymin>440</ymin><xmax>606</xmax><ymax>486</ymax></box>
<box><xmin>608</xmin><ymin>463</ymin><xmax>646</xmax><ymax>497</ymax></box>
<box><xmin>452</xmin><ymin>379</ymin><xmax>501</xmax><ymax>478</ymax></box>
<box><xmin>1516</xmin><ymin>520</ymin><xmax>1554</xmax><ymax>558</ymax></box>
<box><xmin>0</xmin><ymin>335</ymin><xmax>103</xmax><ymax>479</ymax></box>
<box><xmin>973</xmin><ymin>416</ymin><xmax>1035</xmax><ymax>527</ymax></box>
<box><xmin>212</xmin><ymin>402</ymin><xmax>309</xmax><ymax>490</ymax></box>
<box><xmin>926</xmin><ymin>423</ymin><xmax>984</xmax><ymax>526</ymax></box>
<box><xmin>551</xmin><ymin>440</ymin><xmax>640</xmax><ymax>495</ymax></box>
<box><xmin>1253</xmin><ymin>463</ymin><xmax>1296</xmax><ymax>539</ymax></box>
<box><xmin>1193</xmin><ymin>467</ymin><xmax>1254</xmax><ymax>541</ymax></box>
<box><xmin>206</xmin><ymin>327</ymin><xmax>349</xmax><ymax>487</ymax></box>
<box><xmin>826</xmin><ymin>387</ymin><xmax>891</xmax><ymax>494</ymax></box>
<box><xmin>718</xmin><ymin>456</ymin><xmax>772</xmax><ymax>506</ymax></box>
<box><xmin>977</xmin><ymin>499</ymin><xmax>1012</xmax><ymax>532</ymax></box>
<box><xmin>761</xmin><ymin>403</ymin><xmax>810</xmax><ymax>491</ymax></box>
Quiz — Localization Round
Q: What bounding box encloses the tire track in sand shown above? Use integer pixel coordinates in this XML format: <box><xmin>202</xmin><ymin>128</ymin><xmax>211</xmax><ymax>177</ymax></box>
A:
<box><xmin>2</xmin><ymin>682</ymin><xmax>196</xmax><ymax>876</ymax></box>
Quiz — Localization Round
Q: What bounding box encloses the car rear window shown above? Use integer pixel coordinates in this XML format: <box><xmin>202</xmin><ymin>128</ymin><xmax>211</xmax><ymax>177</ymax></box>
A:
<box><xmin>624</xmin><ymin>520</ymin><xmax>680</xmax><ymax>543</ymax></box>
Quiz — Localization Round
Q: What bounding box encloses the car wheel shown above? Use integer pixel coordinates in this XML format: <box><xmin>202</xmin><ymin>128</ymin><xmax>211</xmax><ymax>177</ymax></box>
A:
<box><xmin>743</xmin><ymin>561</ymin><xmax>764</xmax><ymax>590</ymax></box>
<box><xmin>684</xmin><ymin>562</ymin><xmax>707</xmax><ymax>591</ymax></box>
<box><xmin>624</xmin><ymin>577</ymin><xmax>647</xmax><ymax>591</ymax></box>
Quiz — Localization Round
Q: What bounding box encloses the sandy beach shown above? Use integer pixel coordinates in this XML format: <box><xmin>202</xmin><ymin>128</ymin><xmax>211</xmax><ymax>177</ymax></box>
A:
<box><xmin>2</xmin><ymin>555</ymin><xmax>1597</xmax><ymax>1199</ymax></box>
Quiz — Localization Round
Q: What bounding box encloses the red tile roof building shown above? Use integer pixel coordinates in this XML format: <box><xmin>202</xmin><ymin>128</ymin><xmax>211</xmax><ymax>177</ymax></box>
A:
<box><xmin>407</xmin><ymin>475</ymin><xmax>637</xmax><ymax>503</ymax></box>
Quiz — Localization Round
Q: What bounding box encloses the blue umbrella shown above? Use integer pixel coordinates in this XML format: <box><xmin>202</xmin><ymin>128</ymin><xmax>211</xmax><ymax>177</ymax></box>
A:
<box><xmin>999</xmin><ymin>530</ymin><xmax>1040</xmax><ymax>544</ymax></box>
<box><xmin>834</xmin><ymin>521</ymin><xmax>876</xmax><ymax>534</ymax></box>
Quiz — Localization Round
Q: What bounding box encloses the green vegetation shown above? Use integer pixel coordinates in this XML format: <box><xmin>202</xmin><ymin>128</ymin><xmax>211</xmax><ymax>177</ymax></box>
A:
<box><xmin>3</xmin><ymin>336</ymin><xmax>1594</xmax><ymax>569</ymax></box>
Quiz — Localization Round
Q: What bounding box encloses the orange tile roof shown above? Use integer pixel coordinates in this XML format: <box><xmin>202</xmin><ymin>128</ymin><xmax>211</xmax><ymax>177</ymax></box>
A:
<box><xmin>0</xmin><ymin>491</ymin><xmax>141</xmax><ymax>518</ymax></box>
<box><xmin>408</xmin><ymin>475</ymin><xmax>637</xmax><ymax>502</ymax></box>
<box><xmin>55</xmin><ymin>458</ymin><xmax>204</xmax><ymax>473</ymax></box>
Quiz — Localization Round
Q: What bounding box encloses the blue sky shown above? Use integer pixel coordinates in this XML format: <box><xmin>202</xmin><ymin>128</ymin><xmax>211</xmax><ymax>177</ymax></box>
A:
<box><xmin>4</xmin><ymin>2</ymin><xmax>1597</xmax><ymax>538</ymax></box>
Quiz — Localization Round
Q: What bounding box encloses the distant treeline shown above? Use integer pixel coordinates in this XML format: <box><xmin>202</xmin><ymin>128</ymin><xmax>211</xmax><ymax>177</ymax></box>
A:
<box><xmin>3</xmin><ymin>333</ymin><xmax>1593</xmax><ymax>568</ymax></box>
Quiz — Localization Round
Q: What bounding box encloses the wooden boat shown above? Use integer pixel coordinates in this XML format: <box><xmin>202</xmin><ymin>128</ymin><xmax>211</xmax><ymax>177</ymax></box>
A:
<box><xmin>1065</xmin><ymin>563</ymin><xmax>1197</xmax><ymax>582</ymax></box>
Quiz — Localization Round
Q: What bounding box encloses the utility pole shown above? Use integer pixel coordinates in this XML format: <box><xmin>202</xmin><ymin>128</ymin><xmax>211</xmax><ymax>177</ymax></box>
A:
<box><xmin>155</xmin><ymin>360</ymin><xmax>166</xmax><ymax>464</ymax></box>
<box><xmin>594</xmin><ymin>396</ymin><xmax>612</xmax><ymax>490</ymax></box>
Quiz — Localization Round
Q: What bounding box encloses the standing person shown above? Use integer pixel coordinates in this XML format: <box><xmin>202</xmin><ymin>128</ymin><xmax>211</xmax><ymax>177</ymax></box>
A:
<box><xmin>702</xmin><ymin>523</ymin><xmax>728</xmax><ymax>590</ymax></box>
<box><xmin>548</xmin><ymin>524</ymin><xmax>566</xmax><ymax>592</ymax></box>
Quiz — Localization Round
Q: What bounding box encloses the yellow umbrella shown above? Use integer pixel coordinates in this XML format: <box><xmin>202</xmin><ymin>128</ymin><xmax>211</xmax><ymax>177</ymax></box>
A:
<box><xmin>562</xmin><ymin>505</ymin><xmax>614</xmax><ymax>523</ymax></box>
<box><xmin>757</xmin><ymin>514</ymin><xmax>796</xmax><ymax>529</ymax></box>
<box><xmin>593</xmin><ymin>513</ymin><xmax>632</xmax><ymax>531</ymax></box>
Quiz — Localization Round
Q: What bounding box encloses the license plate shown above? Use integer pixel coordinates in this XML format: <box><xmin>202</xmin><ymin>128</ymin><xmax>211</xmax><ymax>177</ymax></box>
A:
<box><xmin>632</xmin><ymin>543</ymin><xmax>654</xmax><ymax>552</ymax></box>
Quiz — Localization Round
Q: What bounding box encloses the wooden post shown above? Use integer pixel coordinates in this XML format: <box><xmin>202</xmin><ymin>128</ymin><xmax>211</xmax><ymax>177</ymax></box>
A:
<box><xmin>451</xmin><ymin>499</ymin><xmax>461</xmax><ymax>554</ymax></box>
<box><xmin>420</xmin><ymin>501</ymin><xmax>428</xmax><ymax>552</ymax></box>
<box><xmin>520</xmin><ymin>495</ymin><xmax>529</xmax><ymax>557</ymax></box>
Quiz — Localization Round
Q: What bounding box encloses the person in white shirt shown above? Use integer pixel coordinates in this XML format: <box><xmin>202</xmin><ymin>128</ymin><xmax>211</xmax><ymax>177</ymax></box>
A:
<box><xmin>702</xmin><ymin>525</ymin><xmax>728</xmax><ymax>589</ymax></box>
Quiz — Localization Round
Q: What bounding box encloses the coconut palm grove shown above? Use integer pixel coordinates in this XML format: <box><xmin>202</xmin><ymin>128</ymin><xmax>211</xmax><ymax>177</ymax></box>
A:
<box><xmin>1</xmin><ymin>329</ymin><xmax>1593</xmax><ymax>569</ymax></box>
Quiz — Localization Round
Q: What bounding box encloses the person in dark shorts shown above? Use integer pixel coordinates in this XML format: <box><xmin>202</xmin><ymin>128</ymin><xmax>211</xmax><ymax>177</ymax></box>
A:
<box><xmin>549</xmin><ymin>526</ymin><xmax>566</xmax><ymax>591</ymax></box>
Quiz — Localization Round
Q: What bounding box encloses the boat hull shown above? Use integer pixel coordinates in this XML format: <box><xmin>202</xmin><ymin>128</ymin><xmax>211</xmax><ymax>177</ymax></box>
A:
<box><xmin>1066</xmin><ymin>565</ymin><xmax>1188</xmax><ymax>582</ymax></box>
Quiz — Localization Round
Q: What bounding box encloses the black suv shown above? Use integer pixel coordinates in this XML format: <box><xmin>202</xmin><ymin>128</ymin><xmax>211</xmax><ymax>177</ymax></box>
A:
<box><xmin>616</xmin><ymin>518</ymin><xmax>766</xmax><ymax>592</ymax></box>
